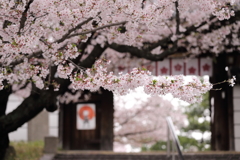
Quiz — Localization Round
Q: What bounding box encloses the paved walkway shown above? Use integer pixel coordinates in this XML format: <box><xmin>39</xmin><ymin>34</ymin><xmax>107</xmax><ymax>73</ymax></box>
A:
<box><xmin>39</xmin><ymin>154</ymin><xmax>55</xmax><ymax>160</ymax></box>
<box><xmin>39</xmin><ymin>151</ymin><xmax>240</xmax><ymax>160</ymax></box>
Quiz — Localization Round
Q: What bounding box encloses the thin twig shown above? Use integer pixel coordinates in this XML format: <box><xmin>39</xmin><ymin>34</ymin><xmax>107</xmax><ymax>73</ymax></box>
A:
<box><xmin>165</xmin><ymin>22</ymin><xmax>174</xmax><ymax>35</ymax></box>
<box><xmin>67</xmin><ymin>59</ymin><xmax>86</xmax><ymax>71</ymax></box>
<box><xmin>55</xmin><ymin>17</ymin><xmax>94</xmax><ymax>44</ymax></box>
<box><xmin>212</xmin><ymin>80</ymin><xmax>227</xmax><ymax>86</ymax></box>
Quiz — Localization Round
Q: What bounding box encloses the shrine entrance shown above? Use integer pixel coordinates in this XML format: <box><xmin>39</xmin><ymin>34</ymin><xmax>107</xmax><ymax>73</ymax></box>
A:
<box><xmin>59</xmin><ymin>88</ymin><xmax>114</xmax><ymax>150</ymax></box>
<box><xmin>57</xmin><ymin>55</ymin><xmax>239</xmax><ymax>151</ymax></box>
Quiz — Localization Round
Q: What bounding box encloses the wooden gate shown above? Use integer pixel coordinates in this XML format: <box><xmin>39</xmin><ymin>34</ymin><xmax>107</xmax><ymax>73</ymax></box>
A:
<box><xmin>59</xmin><ymin>89</ymin><xmax>114</xmax><ymax>150</ymax></box>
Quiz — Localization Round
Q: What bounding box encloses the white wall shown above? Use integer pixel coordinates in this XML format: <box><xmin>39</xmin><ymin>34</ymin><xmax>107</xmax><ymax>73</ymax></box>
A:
<box><xmin>234</xmin><ymin>86</ymin><xmax>240</xmax><ymax>151</ymax></box>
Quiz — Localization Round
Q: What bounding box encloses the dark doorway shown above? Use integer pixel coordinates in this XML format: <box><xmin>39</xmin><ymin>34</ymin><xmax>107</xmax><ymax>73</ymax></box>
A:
<box><xmin>59</xmin><ymin>89</ymin><xmax>114</xmax><ymax>150</ymax></box>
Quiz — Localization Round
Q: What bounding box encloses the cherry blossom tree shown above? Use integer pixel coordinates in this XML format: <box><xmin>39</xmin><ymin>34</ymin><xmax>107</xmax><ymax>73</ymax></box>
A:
<box><xmin>114</xmin><ymin>89</ymin><xmax>186</xmax><ymax>151</ymax></box>
<box><xmin>0</xmin><ymin>0</ymin><xmax>239</xmax><ymax>158</ymax></box>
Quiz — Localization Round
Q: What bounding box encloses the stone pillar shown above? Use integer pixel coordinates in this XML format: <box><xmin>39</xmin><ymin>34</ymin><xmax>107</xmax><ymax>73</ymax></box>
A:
<box><xmin>43</xmin><ymin>136</ymin><xmax>58</xmax><ymax>153</ymax></box>
<box><xmin>28</xmin><ymin>110</ymin><xmax>49</xmax><ymax>141</ymax></box>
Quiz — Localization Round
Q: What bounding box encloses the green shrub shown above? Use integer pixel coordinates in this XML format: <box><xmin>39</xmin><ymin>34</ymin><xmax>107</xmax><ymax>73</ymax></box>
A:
<box><xmin>6</xmin><ymin>141</ymin><xmax>44</xmax><ymax>160</ymax></box>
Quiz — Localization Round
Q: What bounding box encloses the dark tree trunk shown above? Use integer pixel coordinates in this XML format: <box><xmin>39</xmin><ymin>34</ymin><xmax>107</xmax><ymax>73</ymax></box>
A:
<box><xmin>0</xmin><ymin>87</ymin><xmax>57</xmax><ymax>160</ymax></box>
<box><xmin>0</xmin><ymin>88</ymin><xmax>11</xmax><ymax>160</ymax></box>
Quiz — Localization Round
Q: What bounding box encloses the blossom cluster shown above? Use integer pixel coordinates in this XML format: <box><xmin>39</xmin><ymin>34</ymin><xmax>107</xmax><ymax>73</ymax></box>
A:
<box><xmin>0</xmin><ymin>0</ymin><xmax>238</xmax><ymax>103</ymax></box>
<box><xmin>69</xmin><ymin>59</ymin><xmax>212</xmax><ymax>104</ymax></box>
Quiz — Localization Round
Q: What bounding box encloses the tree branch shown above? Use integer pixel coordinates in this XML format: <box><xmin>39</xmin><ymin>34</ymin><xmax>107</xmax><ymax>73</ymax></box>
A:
<box><xmin>18</xmin><ymin>0</ymin><xmax>34</xmax><ymax>34</ymax></box>
<box><xmin>55</xmin><ymin>17</ymin><xmax>94</xmax><ymax>44</ymax></box>
<box><xmin>117</xmin><ymin>109</ymin><xmax>144</xmax><ymax>127</ymax></box>
<box><xmin>4</xmin><ymin>19</ymin><xmax>117</xmax><ymax>67</ymax></box>
<box><xmin>67</xmin><ymin>59</ymin><xmax>86</xmax><ymax>71</ymax></box>
<box><xmin>183</xmin><ymin>10</ymin><xmax>240</xmax><ymax>36</ymax></box>
<box><xmin>78</xmin><ymin>44</ymin><xmax>107</xmax><ymax>68</ymax></box>
<box><xmin>67</xmin><ymin>21</ymin><xmax>127</xmax><ymax>39</ymax></box>
<box><xmin>75</xmin><ymin>32</ymin><xmax>95</xmax><ymax>61</ymax></box>
<box><xmin>3</xmin><ymin>10</ymin><xmax>239</xmax><ymax>68</ymax></box>
<box><xmin>175</xmin><ymin>0</ymin><xmax>180</xmax><ymax>35</ymax></box>
<box><xmin>108</xmin><ymin>10</ymin><xmax>240</xmax><ymax>61</ymax></box>
<box><xmin>108</xmin><ymin>42</ymin><xmax>177</xmax><ymax>61</ymax></box>
<box><xmin>57</xmin><ymin>43</ymin><xmax>107</xmax><ymax>94</ymax></box>
<box><xmin>0</xmin><ymin>87</ymin><xmax>57</xmax><ymax>134</ymax></box>
<box><xmin>115</xmin><ymin>126</ymin><xmax>161</xmax><ymax>137</ymax></box>
<box><xmin>0</xmin><ymin>88</ymin><xmax>11</xmax><ymax>117</ymax></box>
<box><xmin>8</xmin><ymin>50</ymin><xmax>42</xmax><ymax>67</ymax></box>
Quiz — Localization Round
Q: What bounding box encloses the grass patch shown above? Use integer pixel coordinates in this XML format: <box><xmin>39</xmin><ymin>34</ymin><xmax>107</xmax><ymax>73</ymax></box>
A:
<box><xmin>6</xmin><ymin>141</ymin><xmax>44</xmax><ymax>160</ymax></box>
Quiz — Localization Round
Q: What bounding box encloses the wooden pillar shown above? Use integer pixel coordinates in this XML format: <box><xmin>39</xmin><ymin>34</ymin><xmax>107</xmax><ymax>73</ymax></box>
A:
<box><xmin>100</xmin><ymin>89</ymin><xmax>114</xmax><ymax>150</ymax></box>
<box><xmin>210</xmin><ymin>54</ymin><xmax>234</xmax><ymax>150</ymax></box>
